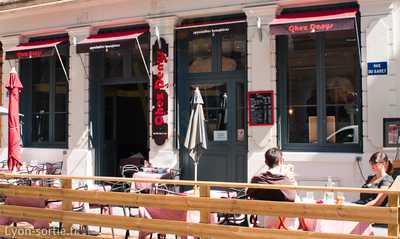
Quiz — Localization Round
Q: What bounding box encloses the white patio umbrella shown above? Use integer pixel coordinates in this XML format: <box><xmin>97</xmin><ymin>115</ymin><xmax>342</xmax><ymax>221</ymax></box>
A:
<box><xmin>184</xmin><ymin>87</ymin><xmax>207</xmax><ymax>182</ymax></box>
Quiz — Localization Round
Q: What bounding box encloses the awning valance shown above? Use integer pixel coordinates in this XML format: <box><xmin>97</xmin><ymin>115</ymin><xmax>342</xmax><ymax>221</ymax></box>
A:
<box><xmin>5</xmin><ymin>39</ymin><xmax>66</xmax><ymax>60</ymax></box>
<box><xmin>270</xmin><ymin>8</ymin><xmax>358</xmax><ymax>35</ymax></box>
<box><xmin>76</xmin><ymin>30</ymin><xmax>146</xmax><ymax>53</ymax></box>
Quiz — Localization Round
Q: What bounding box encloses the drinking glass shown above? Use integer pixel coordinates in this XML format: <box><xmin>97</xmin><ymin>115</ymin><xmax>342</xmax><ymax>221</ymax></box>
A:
<box><xmin>304</xmin><ymin>191</ymin><xmax>314</xmax><ymax>202</ymax></box>
<box><xmin>336</xmin><ymin>192</ymin><xmax>345</xmax><ymax>205</ymax></box>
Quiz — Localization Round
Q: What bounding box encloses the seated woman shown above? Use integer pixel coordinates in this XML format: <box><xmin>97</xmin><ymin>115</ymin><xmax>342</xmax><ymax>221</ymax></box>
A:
<box><xmin>247</xmin><ymin>148</ymin><xmax>299</xmax><ymax>229</ymax></box>
<box><xmin>355</xmin><ymin>152</ymin><xmax>394</xmax><ymax>206</ymax></box>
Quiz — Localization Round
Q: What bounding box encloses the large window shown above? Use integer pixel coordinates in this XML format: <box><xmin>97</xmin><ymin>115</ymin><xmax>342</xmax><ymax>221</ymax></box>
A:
<box><xmin>20</xmin><ymin>44</ymin><xmax>69</xmax><ymax>148</ymax></box>
<box><xmin>277</xmin><ymin>30</ymin><xmax>362</xmax><ymax>152</ymax></box>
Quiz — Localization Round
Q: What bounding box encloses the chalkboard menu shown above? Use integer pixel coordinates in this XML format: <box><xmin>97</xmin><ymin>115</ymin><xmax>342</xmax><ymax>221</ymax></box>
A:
<box><xmin>248</xmin><ymin>91</ymin><xmax>274</xmax><ymax>126</ymax></box>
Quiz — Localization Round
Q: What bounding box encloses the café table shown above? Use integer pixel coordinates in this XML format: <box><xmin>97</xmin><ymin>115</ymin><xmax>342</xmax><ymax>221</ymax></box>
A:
<box><xmin>137</xmin><ymin>189</ymin><xmax>233</xmax><ymax>239</ymax></box>
<box><xmin>132</xmin><ymin>169</ymin><xmax>172</xmax><ymax>192</ymax></box>
<box><xmin>300</xmin><ymin>199</ymin><xmax>374</xmax><ymax>235</ymax></box>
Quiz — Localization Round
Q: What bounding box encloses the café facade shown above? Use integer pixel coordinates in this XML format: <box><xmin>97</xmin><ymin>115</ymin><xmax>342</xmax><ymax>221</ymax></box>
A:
<box><xmin>0</xmin><ymin>0</ymin><xmax>399</xmax><ymax>189</ymax></box>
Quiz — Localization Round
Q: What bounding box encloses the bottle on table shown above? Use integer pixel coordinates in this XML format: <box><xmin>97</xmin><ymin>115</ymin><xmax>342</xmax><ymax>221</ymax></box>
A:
<box><xmin>324</xmin><ymin>176</ymin><xmax>336</xmax><ymax>204</ymax></box>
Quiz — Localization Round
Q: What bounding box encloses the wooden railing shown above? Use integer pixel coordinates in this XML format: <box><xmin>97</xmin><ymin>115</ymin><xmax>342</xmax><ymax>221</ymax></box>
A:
<box><xmin>0</xmin><ymin>173</ymin><xmax>398</xmax><ymax>239</ymax></box>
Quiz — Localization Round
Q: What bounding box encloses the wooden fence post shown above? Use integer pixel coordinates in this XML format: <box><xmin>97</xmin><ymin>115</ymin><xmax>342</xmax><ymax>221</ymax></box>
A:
<box><xmin>62</xmin><ymin>178</ymin><xmax>73</xmax><ymax>233</ymax></box>
<box><xmin>388</xmin><ymin>193</ymin><xmax>399</xmax><ymax>237</ymax></box>
<box><xmin>199</xmin><ymin>184</ymin><xmax>210</xmax><ymax>239</ymax></box>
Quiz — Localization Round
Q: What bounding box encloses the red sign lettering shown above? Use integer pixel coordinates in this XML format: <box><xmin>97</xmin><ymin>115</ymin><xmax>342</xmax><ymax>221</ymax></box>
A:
<box><xmin>288</xmin><ymin>23</ymin><xmax>335</xmax><ymax>33</ymax></box>
<box><xmin>16</xmin><ymin>50</ymin><xmax>43</xmax><ymax>58</ymax></box>
<box><xmin>152</xmin><ymin>39</ymin><xmax>169</xmax><ymax>145</ymax></box>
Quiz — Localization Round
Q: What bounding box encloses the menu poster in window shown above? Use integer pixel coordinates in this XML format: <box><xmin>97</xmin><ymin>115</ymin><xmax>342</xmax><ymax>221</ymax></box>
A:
<box><xmin>383</xmin><ymin>118</ymin><xmax>400</xmax><ymax>147</ymax></box>
<box><xmin>248</xmin><ymin>91</ymin><xmax>274</xmax><ymax>126</ymax></box>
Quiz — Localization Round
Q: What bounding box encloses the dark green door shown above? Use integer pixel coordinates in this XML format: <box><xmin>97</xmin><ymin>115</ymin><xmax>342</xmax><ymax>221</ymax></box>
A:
<box><xmin>177</xmin><ymin>21</ymin><xmax>247</xmax><ymax>182</ymax></box>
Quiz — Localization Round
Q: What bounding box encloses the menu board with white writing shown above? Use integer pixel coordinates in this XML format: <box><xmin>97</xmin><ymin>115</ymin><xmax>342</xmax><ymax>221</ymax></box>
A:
<box><xmin>248</xmin><ymin>91</ymin><xmax>274</xmax><ymax>126</ymax></box>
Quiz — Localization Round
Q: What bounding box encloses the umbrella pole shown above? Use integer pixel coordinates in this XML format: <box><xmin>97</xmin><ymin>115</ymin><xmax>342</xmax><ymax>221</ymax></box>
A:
<box><xmin>194</xmin><ymin>162</ymin><xmax>198</xmax><ymax>182</ymax></box>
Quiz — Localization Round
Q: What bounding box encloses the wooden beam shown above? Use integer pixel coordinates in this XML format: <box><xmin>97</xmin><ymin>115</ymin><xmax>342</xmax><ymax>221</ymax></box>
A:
<box><xmin>0</xmin><ymin>173</ymin><xmax>399</xmax><ymax>194</ymax></box>
<box><xmin>0</xmin><ymin>185</ymin><xmax>395</xmax><ymax>224</ymax></box>
<box><xmin>62</xmin><ymin>178</ymin><xmax>73</xmax><ymax>233</ymax></box>
<box><xmin>0</xmin><ymin>205</ymin><xmax>394</xmax><ymax>239</ymax></box>
<box><xmin>388</xmin><ymin>194</ymin><xmax>399</xmax><ymax>237</ymax></box>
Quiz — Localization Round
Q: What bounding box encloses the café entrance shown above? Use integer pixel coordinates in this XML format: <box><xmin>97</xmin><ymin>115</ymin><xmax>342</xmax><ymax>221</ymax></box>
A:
<box><xmin>83</xmin><ymin>27</ymin><xmax>150</xmax><ymax>176</ymax></box>
<box><xmin>176</xmin><ymin>17</ymin><xmax>248</xmax><ymax>182</ymax></box>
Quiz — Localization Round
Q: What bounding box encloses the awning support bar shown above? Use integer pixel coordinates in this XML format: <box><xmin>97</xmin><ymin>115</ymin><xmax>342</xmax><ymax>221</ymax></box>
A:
<box><xmin>54</xmin><ymin>45</ymin><xmax>70</xmax><ymax>82</ymax></box>
<box><xmin>135</xmin><ymin>38</ymin><xmax>151</xmax><ymax>82</ymax></box>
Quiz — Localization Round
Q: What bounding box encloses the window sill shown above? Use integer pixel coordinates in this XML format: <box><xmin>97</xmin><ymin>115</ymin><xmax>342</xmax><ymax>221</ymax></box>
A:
<box><xmin>282</xmin><ymin>151</ymin><xmax>363</xmax><ymax>163</ymax></box>
<box><xmin>24</xmin><ymin>144</ymin><xmax>68</xmax><ymax>149</ymax></box>
<box><xmin>281</xmin><ymin>144</ymin><xmax>362</xmax><ymax>153</ymax></box>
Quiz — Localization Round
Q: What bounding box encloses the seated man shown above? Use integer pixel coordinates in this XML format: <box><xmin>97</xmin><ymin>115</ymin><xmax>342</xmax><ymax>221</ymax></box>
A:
<box><xmin>247</xmin><ymin>147</ymin><xmax>299</xmax><ymax>229</ymax></box>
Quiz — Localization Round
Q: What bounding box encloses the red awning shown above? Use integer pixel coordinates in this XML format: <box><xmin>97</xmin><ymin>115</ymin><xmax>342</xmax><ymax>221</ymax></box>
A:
<box><xmin>76</xmin><ymin>29</ymin><xmax>146</xmax><ymax>53</ymax></box>
<box><xmin>5</xmin><ymin>39</ymin><xmax>66</xmax><ymax>60</ymax></box>
<box><xmin>270</xmin><ymin>8</ymin><xmax>358</xmax><ymax>35</ymax></box>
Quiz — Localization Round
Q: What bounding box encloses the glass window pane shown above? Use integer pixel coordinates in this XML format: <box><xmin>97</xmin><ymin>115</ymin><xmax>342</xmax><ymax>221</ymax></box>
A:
<box><xmin>104</xmin><ymin>49</ymin><xmax>123</xmax><ymax>78</ymax></box>
<box><xmin>190</xmin><ymin>84</ymin><xmax>227</xmax><ymax>142</ymax></box>
<box><xmin>131</xmin><ymin>50</ymin><xmax>147</xmax><ymax>80</ymax></box>
<box><xmin>288</xmin><ymin>106</ymin><xmax>318</xmax><ymax>143</ymax></box>
<box><xmin>55</xmin><ymin>82</ymin><xmax>67</xmax><ymax>112</ymax></box>
<box><xmin>32</xmin><ymin>58</ymin><xmax>50</xmax><ymax>84</ymax></box>
<box><xmin>56</xmin><ymin>55</ymin><xmax>68</xmax><ymax>82</ymax></box>
<box><xmin>221</xmin><ymin>33</ymin><xmax>245</xmax><ymax>71</ymax></box>
<box><xmin>32</xmin><ymin>113</ymin><xmax>49</xmax><ymax>143</ymax></box>
<box><xmin>286</xmin><ymin>34</ymin><xmax>317</xmax><ymax>143</ymax></box>
<box><xmin>54</xmin><ymin>113</ymin><xmax>67</xmax><ymax>142</ymax></box>
<box><xmin>31</xmin><ymin>58</ymin><xmax>50</xmax><ymax>113</ymax></box>
<box><xmin>188</xmin><ymin>37</ymin><xmax>212</xmax><ymax>73</ymax></box>
<box><xmin>325</xmin><ymin>30</ymin><xmax>359</xmax><ymax>144</ymax></box>
<box><xmin>32</xmin><ymin>84</ymin><xmax>50</xmax><ymax>112</ymax></box>
<box><xmin>236</xmin><ymin>82</ymin><xmax>245</xmax><ymax>142</ymax></box>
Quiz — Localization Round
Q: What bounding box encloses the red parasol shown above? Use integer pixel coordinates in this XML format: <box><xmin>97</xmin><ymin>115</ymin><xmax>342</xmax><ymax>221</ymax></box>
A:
<box><xmin>6</xmin><ymin>67</ymin><xmax>23</xmax><ymax>172</ymax></box>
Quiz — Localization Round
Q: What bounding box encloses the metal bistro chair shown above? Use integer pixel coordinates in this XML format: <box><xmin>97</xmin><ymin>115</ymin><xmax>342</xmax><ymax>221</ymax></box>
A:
<box><xmin>118</xmin><ymin>164</ymin><xmax>144</xmax><ymax>239</ymax></box>
<box><xmin>216</xmin><ymin>188</ymin><xmax>249</xmax><ymax>227</ymax></box>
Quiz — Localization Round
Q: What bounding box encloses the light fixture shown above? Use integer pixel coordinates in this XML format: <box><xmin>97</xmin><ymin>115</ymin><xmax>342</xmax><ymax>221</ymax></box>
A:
<box><xmin>257</xmin><ymin>17</ymin><xmax>262</xmax><ymax>41</ymax></box>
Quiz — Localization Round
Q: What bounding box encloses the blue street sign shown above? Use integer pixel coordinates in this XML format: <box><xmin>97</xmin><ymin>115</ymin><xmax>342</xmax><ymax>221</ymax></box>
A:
<box><xmin>368</xmin><ymin>62</ymin><xmax>388</xmax><ymax>75</ymax></box>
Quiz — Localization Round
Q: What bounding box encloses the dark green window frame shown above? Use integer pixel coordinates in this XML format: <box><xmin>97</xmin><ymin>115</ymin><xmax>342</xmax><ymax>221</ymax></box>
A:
<box><xmin>20</xmin><ymin>44</ymin><xmax>69</xmax><ymax>148</ymax></box>
<box><xmin>277</xmin><ymin>31</ymin><xmax>363</xmax><ymax>153</ymax></box>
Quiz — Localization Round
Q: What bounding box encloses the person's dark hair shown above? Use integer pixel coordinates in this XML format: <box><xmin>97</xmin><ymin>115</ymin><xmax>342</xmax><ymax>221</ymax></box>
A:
<box><xmin>369</xmin><ymin>151</ymin><xmax>393</xmax><ymax>174</ymax></box>
<box><xmin>265</xmin><ymin>148</ymin><xmax>282</xmax><ymax>168</ymax></box>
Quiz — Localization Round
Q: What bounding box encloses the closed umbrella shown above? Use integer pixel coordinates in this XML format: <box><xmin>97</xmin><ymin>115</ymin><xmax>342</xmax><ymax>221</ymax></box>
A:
<box><xmin>184</xmin><ymin>87</ymin><xmax>207</xmax><ymax>182</ymax></box>
<box><xmin>6</xmin><ymin>67</ymin><xmax>23</xmax><ymax>172</ymax></box>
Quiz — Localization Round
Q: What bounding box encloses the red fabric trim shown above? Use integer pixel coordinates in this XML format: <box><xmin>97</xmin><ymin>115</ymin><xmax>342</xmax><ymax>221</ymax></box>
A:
<box><xmin>87</xmin><ymin>29</ymin><xmax>148</xmax><ymax>40</ymax></box>
<box><xmin>176</xmin><ymin>19</ymin><xmax>246</xmax><ymax>29</ymax></box>
<box><xmin>271</xmin><ymin>8</ymin><xmax>358</xmax><ymax>25</ymax></box>
<box><xmin>18</xmin><ymin>38</ymin><xmax>66</xmax><ymax>47</ymax></box>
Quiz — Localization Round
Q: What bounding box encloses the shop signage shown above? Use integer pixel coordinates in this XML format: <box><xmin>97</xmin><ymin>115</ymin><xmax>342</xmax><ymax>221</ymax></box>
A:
<box><xmin>368</xmin><ymin>62</ymin><xmax>388</xmax><ymax>75</ymax></box>
<box><xmin>248</xmin><ymin>91</ymin><xmax>274</xmax><ymax>126</ymax></box>
<box><xmin>6</xmin><ymin>48</ymin><xmax>55</xmax><ymax>60</ymax></box>
<box><xmin>288</xmin><ymin>23</ymin><xmax>334</xmax><ymax>33</ymax></box>
<box><xmin>193</xmin><ymin>27</ymin><xmax>230</xmax><ymax>36</ymax></box>
<box><xmin>152</xmin><ymin>38</ymin><xmax>169</xmax><ymax>145</ymax></box>
<box><xmin>89</xmin><ymin>44</ymin><xmax>121</xmax><ymax>51</ymax></box>
<box><xmin>270</xmin><ymin>19</ymin><xmax>355</xmax><ymax>35</ymax></box>
<box><xmin>213</xmin><ymin>130</ymin><xmax>228</xmax><ymax>141</ymax></box>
